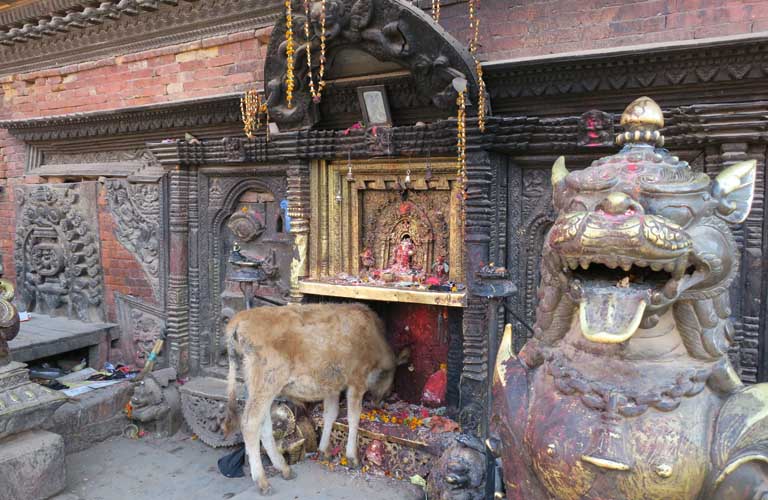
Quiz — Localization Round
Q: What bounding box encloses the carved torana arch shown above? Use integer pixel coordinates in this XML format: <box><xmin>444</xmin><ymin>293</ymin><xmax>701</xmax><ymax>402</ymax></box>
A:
<box><xmin>265</xmin><ymin>0</ymin><xmax>481</xmax><ymax>130</ymax></box>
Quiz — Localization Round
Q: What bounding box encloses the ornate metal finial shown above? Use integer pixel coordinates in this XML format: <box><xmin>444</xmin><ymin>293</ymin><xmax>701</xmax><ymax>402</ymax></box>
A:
<box><xmin>615</xmin><ymin>96</ymin><xmax>665</xmax><ymax>148</ymax></box>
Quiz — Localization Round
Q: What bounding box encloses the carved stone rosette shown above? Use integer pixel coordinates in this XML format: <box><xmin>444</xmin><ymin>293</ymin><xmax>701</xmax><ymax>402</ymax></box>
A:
<box><xmin>181</xmin><ymin>389</ymin><xmax>244</xmax><ymax>448</ymax></box>
<box><xmin>14</xmin><ymin>183</ymin><xmax>105</xmax><ymax>322</ymax></box>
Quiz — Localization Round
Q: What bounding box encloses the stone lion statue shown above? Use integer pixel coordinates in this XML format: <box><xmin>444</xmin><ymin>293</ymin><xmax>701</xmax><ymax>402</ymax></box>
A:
<box><xmin>491</xmin><ymin>96</ymin><xmax>768</xmax><ymax>499</ymax></box>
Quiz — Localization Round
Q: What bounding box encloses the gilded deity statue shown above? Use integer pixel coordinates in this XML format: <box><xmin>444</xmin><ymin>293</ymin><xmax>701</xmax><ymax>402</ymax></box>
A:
<box><xmin>391</xmin><ymin>235</ymin><xmax>415</xmax><ymax>274</ymax></box>
<box><xmin>490</xmin><ymin>97</ymin><xmax>768</xmax><ymax>499</ymax></box>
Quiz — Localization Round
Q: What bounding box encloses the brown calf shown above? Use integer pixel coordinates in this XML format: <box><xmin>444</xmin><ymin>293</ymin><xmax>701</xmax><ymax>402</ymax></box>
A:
<box><xmin>222</xmin><ymin>303</ymin><xmax>407</xmax><ymax>495</ymax></box>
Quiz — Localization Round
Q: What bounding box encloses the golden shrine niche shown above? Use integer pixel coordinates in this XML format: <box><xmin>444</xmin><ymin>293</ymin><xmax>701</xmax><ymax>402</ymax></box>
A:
<box><xmin>307</xmin><ymin>159</ymin><xmax>464</xmax><ymax>286</ymax></box>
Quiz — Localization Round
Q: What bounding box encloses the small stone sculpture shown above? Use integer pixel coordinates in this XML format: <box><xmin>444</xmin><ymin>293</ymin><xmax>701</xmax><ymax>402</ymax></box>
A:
<box><xmin>426</xmin><ymin>434</ymin><xmax>486</xmax><ymax>500</ymax></box>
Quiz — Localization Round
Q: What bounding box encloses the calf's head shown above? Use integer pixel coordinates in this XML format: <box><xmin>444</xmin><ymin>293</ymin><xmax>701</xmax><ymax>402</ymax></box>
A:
<box><xmin>367</xmin><ymin>347</ymin><xmax>411</xmax><ymax>405</ymax></box>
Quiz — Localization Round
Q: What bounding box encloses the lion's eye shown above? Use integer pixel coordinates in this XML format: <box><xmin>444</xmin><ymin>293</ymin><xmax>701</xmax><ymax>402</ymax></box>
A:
<box><xmin>567</xmin><ymin>199</ymin><xmax>587</xmax><ymax>212</ymax></box>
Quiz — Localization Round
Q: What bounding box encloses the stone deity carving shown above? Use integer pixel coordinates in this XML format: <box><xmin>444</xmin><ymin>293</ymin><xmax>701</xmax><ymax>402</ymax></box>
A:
<box><xmin>491</xmin><ymin>97</ymin><xmax>768</xmax><ymax>499</ymax></box>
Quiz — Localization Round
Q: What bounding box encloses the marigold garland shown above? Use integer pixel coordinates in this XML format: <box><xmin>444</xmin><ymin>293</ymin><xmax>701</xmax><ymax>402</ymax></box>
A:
<box><xmin>432</xmin><ymin>0</ymin><xmax>440</xmax><ymax>22</ymax></box>
<box><xmin>304</xmin><ymin>0</ymin><xmax>327</xmax><ymax>102</ymax></box>
<box><xmin>240</xmin><ymin>89</ymin><xmax>270</xmax><ymax>141</ymax></box>
<box><xmin>284</xmin><ymin>0</ymin><xmax>295</xmax><ymax>109</ymax></box>
<box><xmin>469</xmin><ymin>0</ymin><xmax>486</xmax><ymax>132</ymax></box>
<box><xmin>456</xmin><ymin>88</ymin><xmax>467</xmax><ymax>201</ymax></box>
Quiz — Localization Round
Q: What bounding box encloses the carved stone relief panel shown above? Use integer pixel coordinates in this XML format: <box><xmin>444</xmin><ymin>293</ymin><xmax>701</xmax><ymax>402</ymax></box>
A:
<box><xmin>14</xmin><ymin>182</ymin><xmax>105</xmax><ymax>322</ymax></box>
<box><xmin>195</xmin><ymin>169</ymin><xmax>293</xmax><ymax>373</ymax></box>
<box><xmin>27</xmin><ymin>147</ymin><xmax>150</xmax><ymax>177</ymax></box>
<box><xmin>115</xmin><ymin>293</ymin><xmax>166</xmax><ymax>368</ymax></box>
<box><xmin>104</xmin><ymin>179</ymin><xmax>162</xmax><ymax>301</ymax></box>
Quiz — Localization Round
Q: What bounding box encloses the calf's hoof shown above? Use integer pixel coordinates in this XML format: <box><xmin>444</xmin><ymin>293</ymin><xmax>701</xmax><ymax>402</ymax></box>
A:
<box><xmin>258</xmin><ymin>480</ymin><xmax>273</xmax><ymax>496</ymax></box>
<box><xmin>282</xmin><ymin>467</ymin><xmax>297</xmax><ymax>481</ymax></box>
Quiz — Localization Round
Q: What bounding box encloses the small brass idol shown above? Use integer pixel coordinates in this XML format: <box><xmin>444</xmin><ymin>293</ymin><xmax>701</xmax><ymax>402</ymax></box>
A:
<box><xmin>491</xmin><ymin>97</ymin><xmax>767</xmax><ymax>499</ymax></box>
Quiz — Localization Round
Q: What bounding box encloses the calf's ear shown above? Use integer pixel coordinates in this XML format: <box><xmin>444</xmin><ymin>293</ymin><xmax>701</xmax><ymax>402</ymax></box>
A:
<box><xmin>712</xmin><ymin>159</ymin><xmax>756</xmax><ymax>224</ymax></box>
<box><xmin>395</xmin><ymin>347</ymin><xmax>411</xmax><ymax>366</ymax></box>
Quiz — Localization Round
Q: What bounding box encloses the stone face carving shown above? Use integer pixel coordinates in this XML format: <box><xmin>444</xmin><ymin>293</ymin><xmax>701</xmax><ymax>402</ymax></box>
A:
<box><xmin>264</xmin><ymin>0</ymin><xmax>479</xmax><ymax>130</ymax></box>
<box><xmin>14</xmin><ymin>183</ymin><xmax>105</xmax><ymax>322</ymax></box>
<box><xmin>577</xmin><ymin>110</ymin><xmax>614</xmax><ymax>147</ymax></box>
<box><xmin>426</xmin><ymin>434</ymin><xmax>487</xmax><ymax>500</ymax></box>
<box><xmin>105</xmin><ymin>179</ymin><xmax>161</xmax><ymax>300</ymax></box>
<box><xmin>115</xmin><ymin>293</ymin><xmax>166</xmax><ymax>368</ymax></box>
<box><xmin>491</xmin><ymin>97</ymin><xmax>767</xmax><ymax>499</ymax></box>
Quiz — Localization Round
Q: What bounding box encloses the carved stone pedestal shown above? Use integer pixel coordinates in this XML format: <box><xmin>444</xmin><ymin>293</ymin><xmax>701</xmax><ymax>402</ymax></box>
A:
<box><xmin>0</xmin><ymin>362</ymin><xmax>67</xmax><ymax>500</ymax></box>
<box><xmin>0</xmin><ymin>361</ymin><xmax>66</xmax><ymax>441</ymax></box>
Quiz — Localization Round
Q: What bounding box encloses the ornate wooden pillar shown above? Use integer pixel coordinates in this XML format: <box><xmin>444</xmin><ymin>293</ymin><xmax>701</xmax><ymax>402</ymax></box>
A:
<box><xmin>287</xmin><ymin>159</ymin><xmax>311</xmax><ymax>302</ymax></box>
<box><xmin>187</xmin><ymin>165</ymin><xmax>201</xmax><ymax>372</ymax></box>
<box><xmin>460</xmin><ymin>149</ymin><xmax>494</xmax><ymax>430</ymax></box>
<box><xmin>723</xmin><ymin>141</ymin><xmax>767</xmax><ymax>383</ymax></box>
<box><xmin>166</xmin><ymin>165</ymin><xmax>192</xmax><ymax>374</ymax></box>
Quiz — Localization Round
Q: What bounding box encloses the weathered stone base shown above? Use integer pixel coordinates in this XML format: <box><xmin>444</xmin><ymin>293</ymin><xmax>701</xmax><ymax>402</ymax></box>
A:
<box><xmin>0</xmin><ymin>430</ymin><xmax>66</xmax><ymax>500</ymax></box>
<box><xmin>0</xmin><ymin>362</ymin><xmax>67</xmax><ymax>441</ymax></box>
<box><xmin>44</xmin><ymin>381</ymin><xmax>133</xmax><ymax>454</ymax></box>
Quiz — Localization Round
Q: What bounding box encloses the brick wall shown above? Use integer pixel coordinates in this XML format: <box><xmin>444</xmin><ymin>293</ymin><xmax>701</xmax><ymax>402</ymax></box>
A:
<box><xmin>97</xmin><ymin>187</ymin><xmax>156</xmax><ymax>321</ymax></box>
<box><xmin>0</xmin><ymin>28</ymin><xmax>270</xmax><ymax>119</ymax></box>
<box><xmin>438</xmin><ymin>0</ymin><xmax>768</xmax><ymax>60</ymax></box>
<box><xmin>0</xmin><ymin>27</ymin><xmax>272</xmax><ymax>320</ymax></box>
<box><xmin>1</xmin><ymin>0</ymin><xmax>767</xmax><ymax>319</ymax></box>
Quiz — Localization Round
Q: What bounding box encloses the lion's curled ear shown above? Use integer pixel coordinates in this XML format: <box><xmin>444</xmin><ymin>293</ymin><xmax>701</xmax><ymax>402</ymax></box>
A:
<box><xmin>551</xmin><ymin>156</ymin><xmax>569</xmax><ymax>210</ymax></box>
<box><xmin>712</xmin><ymin>159</ymin><xmax>757</xmax><ymax>224</ymax></box>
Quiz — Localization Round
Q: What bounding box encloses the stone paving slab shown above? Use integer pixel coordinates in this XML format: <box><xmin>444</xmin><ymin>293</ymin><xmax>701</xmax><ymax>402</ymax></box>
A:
<box><xmin>60</xmin><ymin>433</ymin><xmax>424</xmax><ymax>500</ymax></box>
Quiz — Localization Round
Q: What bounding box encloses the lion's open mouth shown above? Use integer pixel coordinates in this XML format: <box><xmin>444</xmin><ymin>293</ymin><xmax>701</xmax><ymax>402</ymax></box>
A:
<box><xmin>562</xmin><ymin>254</ymin><xmax>694</xmax><ymax>343</ymax></box>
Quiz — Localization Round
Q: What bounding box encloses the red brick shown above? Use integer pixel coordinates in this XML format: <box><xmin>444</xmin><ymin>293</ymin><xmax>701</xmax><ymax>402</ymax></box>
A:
<box><xmin>227</xmin><ymin>30</ymin><xmax>257</xmax><ymax>44</ymax></box>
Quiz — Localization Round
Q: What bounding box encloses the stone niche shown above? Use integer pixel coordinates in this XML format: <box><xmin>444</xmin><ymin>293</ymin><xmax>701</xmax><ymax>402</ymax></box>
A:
<box><xmin>308</xmin><ymin>159</ymin><xmax>464</xmax><ymax>282</ymax></box>
<box><xmin>195</xmin><ymin>169</ymin><xmax>294</xmax><ymax>373</ymax></box>
<box><xmin>14</xmin><ymin>182</ymin><xmax>105</xmax><ymax>322</ymax></box>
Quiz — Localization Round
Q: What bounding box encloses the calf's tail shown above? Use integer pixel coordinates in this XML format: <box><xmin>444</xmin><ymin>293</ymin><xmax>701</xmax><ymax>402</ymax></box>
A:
<box><xmin>221</xmin><ymin>319</ymin><xmax>240</xmax><ymax>438</ymax></box>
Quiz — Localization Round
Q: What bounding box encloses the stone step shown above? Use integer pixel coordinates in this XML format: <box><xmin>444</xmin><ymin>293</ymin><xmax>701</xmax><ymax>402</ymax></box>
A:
<box><xmin>43</xmin><ymin>381</ymin><xmax>133</xmax><ymax>454</ymax></box>
<box><xmin>0</xmin><ymin>430</ymin><xmax>66</xmax><ymax>500</ymax></box>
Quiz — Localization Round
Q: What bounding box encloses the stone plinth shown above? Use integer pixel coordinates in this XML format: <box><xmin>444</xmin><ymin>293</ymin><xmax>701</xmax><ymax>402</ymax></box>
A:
<box><xmin>0</xmin><ymin>361</ymin><xmax>67</xmax><ymax>441</ymax></box>
<box><xmin>0</xmin><ymin>430</ymin><xmax>66</xmax><ymax>500</ymax></box>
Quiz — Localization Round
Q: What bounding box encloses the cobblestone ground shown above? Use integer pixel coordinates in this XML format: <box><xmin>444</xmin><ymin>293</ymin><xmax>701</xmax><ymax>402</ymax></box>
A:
<box><xmin>52</xmin><ymin>433</ymin><xmax>424</xmax><ymax>500</ymax></box>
